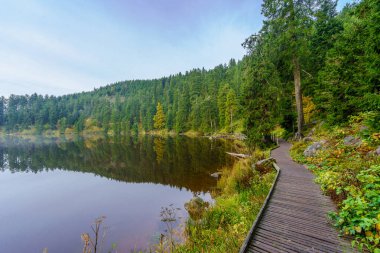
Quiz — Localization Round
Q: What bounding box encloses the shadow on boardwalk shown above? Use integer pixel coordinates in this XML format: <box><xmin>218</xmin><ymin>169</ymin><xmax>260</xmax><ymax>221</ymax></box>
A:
<box><xmin>242</xmin><ymin>141</ymin><xmax>355</xmax><ymax>253</ymax></box>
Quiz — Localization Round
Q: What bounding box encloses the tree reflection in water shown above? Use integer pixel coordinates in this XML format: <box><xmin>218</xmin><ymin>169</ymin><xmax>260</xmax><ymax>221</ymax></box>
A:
<box><xmin>0</xmin><ymin>135</ymin><xmax>235</xmax><ymax>193</ymax></box>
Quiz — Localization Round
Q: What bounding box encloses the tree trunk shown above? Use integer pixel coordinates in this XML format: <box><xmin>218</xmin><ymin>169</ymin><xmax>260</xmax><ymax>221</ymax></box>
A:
<box><xmin>293</xmin><ymin>55</ymin><xmax>304</xmax><ymax>139</ymax></box>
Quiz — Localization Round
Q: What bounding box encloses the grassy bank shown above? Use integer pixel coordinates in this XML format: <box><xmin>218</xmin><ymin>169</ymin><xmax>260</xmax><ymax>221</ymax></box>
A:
<box><xmin>290</xmin><ymin>114</ymin><xmax>380</xmax><ymax>252</ymax></box>
<box><xmin>174</xmin><ymin>151</ymin><xmax>275</xmax><ymax>253</ymax></box>
<box><xmin>77</xmin><ymin>149</ymin><xmax>276</xmax><ymax>253</ymax></box>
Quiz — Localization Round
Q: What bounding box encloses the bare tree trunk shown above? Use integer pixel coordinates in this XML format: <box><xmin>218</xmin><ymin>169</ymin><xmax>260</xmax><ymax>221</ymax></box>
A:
<box><xmin>293</xmin><ymin>55</ymin><xmax>304</xmax><ymax>139</ymax></box>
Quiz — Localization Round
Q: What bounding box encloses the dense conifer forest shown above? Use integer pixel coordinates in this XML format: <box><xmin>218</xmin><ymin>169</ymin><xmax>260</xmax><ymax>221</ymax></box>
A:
<box><xmin>0</xmin><ymin>0</ymin><xmax>378</xmax><ymax>143</ymax></box>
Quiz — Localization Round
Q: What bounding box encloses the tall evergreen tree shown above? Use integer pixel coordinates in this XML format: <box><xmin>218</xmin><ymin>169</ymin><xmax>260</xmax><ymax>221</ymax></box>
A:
<box><xmin>217</xmin><ymin>84</ymin><xmax>230</xmax><ymax>129</ymax></box>
<box><xmin>261</xmin><ymin>0</ymin><xmax>321</xmax><ymax>138</ymax></box>
<box><xmin>242</xmin><ymin>32</ymin><xmax>283</xmax><ymax>144</ymax></box>
<box><xmin>225</xmin><ymin>89</ymin><xmax>238</xmax><ymax>132</ymax></box>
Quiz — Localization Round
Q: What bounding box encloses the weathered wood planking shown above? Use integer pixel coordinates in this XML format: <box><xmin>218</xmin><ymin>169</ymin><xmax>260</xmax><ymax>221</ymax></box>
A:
<box><xmin>240</xmin><ymin>141</ymin><xmax>356</xmax><ymax>253</ymax></box>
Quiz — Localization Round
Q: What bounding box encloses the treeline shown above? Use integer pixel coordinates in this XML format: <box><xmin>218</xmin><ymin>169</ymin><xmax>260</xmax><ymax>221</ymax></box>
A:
<box><xmin>0</xmin><ymin>0</ymin><xmax>379</xmax><ymax>143</ymax></box>
<box><xmin>0</xmin><ymin>60</ymin><xmax>244</xmax><ymax>135</ymax></box>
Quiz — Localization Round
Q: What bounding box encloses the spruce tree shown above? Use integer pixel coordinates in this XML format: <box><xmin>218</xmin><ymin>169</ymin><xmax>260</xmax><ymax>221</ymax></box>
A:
<box><xmin>261</xmin><ymin>0</ymin><xmax>322</xmax><ymax>138</ymax></box>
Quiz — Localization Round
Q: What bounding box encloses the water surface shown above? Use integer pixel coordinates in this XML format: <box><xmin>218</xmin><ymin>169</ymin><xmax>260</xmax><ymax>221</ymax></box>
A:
<box><xmin>0</xmin><ymin>136</ymin><xmax>235</xmax><ymax>252</ymax></box>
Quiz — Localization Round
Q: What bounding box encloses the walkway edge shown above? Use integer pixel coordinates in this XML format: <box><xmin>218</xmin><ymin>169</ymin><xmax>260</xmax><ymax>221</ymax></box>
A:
<box><xmin>238</xmin><ymin>156</ymin><xmax>281</xmax><ymax>253</ymax></box>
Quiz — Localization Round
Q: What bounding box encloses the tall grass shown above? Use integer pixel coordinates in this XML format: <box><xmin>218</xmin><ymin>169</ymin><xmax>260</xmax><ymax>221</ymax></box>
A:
<box><xmin>175</xmin><ymin>152</ymin><xmax>275</xmax><ymax>253</ymax></box>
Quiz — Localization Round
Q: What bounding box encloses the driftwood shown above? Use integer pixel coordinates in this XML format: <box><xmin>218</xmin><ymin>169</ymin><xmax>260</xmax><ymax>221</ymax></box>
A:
<box><xmin>255</xmin><ymin>157</ymin><xmax>276</xmax><ymax>174</ymax></box>
<box><xmin>210</xmin><ymin>172</ymin><xmax>222</xmax><ymax>178</ymax></box>
<box><xmin>226</xmin><ymin>152</ymin><xmax>251</xmax><ymax>158</ymax></box>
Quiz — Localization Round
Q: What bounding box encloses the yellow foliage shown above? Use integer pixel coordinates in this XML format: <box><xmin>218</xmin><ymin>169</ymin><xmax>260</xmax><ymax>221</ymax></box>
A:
<box><xmin>271</xmin><ymin>125</ymin><xmax>286</xmax><ymax>139</ymax></box>
<box><xmin>153</xmin><ymin>138</ymin><xmax>165</xmax><ymax>164</ymax></box>
<box><xmin>303</xmin><ymin>96</ymin><xmax>316</xmax><ymax>124</ymax></box>
<box><xmin>84</xmin><ymin>118</ymin><xmax>96</xmax><ymax>129</ymax></box>
<box><xmin>153</xmin><ymin>102</ymin><xmax>166</xmax><ymax>129</ymax></box>
<box><xmin>372</xmin><ymin>132</ymin><xmax>380</xmax><ymax>141</ymax></box>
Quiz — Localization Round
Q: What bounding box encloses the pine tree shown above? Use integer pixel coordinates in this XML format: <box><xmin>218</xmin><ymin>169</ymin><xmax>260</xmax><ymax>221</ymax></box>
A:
<box><xmin>175</xmin><ymin>89</ymin><xmax>190</xmax><ymax>132</ymax></box>
<box><xmin>225</xmin><ymin>89</ymin><xmax>238</xmax><ymax>133</ymax></box>
<box><xmin>217</xmin><ymin>84</ymin><xmax>230</xmax><ymax>129</ymax></box>
<box><xmin>261</xmin><ymin>0</ymin><xmax>323</xmax><ymax>138</ymax></box>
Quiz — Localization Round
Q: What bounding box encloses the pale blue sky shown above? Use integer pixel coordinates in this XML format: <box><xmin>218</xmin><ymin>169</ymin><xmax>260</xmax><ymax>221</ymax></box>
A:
<box><xmin>0</xmin><ymin>0</ymin><xmax>354</xmax><ymax>97</ymax></box>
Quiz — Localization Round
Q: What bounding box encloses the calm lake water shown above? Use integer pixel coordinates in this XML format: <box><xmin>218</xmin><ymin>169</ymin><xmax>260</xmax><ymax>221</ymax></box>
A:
<box><xmin>0</xmin><ymin>136</ymin><xmax>235</xmax><ymax>253</ymax></box>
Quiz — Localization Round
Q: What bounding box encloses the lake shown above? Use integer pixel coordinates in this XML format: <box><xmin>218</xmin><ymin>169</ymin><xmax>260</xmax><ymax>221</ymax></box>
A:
<box><xmin>0</xmin><ymin>135</ymin><xmax>235</xmax><ymax>253</ymax></box>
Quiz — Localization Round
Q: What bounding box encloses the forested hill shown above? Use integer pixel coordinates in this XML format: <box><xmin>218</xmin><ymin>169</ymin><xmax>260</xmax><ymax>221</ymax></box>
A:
<box><xmin>0</xmin><ymin>60</ymin><xmax>246</xmax><ymax>136</ymax></box>
<box><xmin>0</xmin><ymin>0</ymin><xmax>379</xmax><ymax>143</ymax></box>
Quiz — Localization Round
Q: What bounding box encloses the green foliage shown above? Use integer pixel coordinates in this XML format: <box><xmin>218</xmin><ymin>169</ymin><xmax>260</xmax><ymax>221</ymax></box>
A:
<box><xmin>0</xmin><ymin>65</ymin><xmax>245</xmax><ymax>136</ymax></box>
<box><xmin>330</xmin><ymin>165</ymin><xmax>380</xmax><ymax>252</ymax></box>
<box><xmin>241</xmin><ymin>0</ymin><xmax>378</xmax><ymax>144</ymax></box>
<box><xmin>217</xmin><ymin>84</ymin><xmax>230</xmax><ymax>130</ymax></box>
<box><xmin>315</xmin><ymin>0</ymin><xmax>380</xmax><ymax>124</ymax></box>
<box><xmin>363</xmin><ymin>111</ymin><xmax>380</xmax><ymax>132</ymax></box>
<box><xmin>225</xmin><ymin>89</ymin><xmax>238</xmax><ymax>133</ymax></box>
<box><xmin>241</xmin><ymin>27</ymin><xmax>284</xmax><ymax>144</ymax></box>
<box><xmin>291</xmin><ymin>121</ymin><xmax>380</xmax><ymax>252</ymax></box>
<box><xmin>242</xmin><ymin>0</ymin><xmax>333</xmax><ymax>141</ymax></box>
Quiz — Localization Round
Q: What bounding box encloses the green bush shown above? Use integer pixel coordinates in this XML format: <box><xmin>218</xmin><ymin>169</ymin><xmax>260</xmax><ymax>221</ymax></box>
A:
<box><xmin>291</xmin><ymin>122</ymin><xmax>380</xmax><ymax>252</ymax></box>
<box><xmin>331</xmin><ymin>165</ymin><xmax>380</xmax><ymax>252</ymax></box>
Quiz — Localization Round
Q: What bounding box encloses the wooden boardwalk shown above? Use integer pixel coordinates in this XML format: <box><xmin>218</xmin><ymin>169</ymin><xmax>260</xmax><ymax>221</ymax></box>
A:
<box><xmin>240</xmin><ymin>141</ymin><xmax>355</xmax><ymax>253</ymax></box>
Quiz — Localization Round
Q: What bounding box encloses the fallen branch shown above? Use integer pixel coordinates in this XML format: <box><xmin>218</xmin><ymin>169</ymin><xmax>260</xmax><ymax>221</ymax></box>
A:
<box><xmin>226</xmin><ymin>152</ymin><xmax>251</xmax><ymax>158</ymax></box>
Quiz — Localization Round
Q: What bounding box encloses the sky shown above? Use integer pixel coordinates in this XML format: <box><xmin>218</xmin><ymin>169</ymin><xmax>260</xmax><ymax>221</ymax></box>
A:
<box><xmin>0</xmin><ymin>0</ymin><xmax>354</xmax><ymax>97</ymax></box>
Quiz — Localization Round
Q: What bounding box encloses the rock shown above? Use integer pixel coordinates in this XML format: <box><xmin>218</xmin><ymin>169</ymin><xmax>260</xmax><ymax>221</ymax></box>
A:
<box><xmin>210</xmin><ymin>172</ymin><xmax>222</xmax><ymax>178</ymax></box>
<box><xmin>304</xmin><ymin>141</ymin><xmax>325</xmax><ymax>157</ymax></box>
<box><xmin>185</xmin><ymin>197</ymin><xmax>209</xmax><ymax>220</ymax></box>
<box><xmin>255</xmin><ymin>157</ymin><xmax>276</xmax><ymax>173</ymax></box>
<box><xmin>343</xmin><ymin>135</ymin><xmax>362</xmax><ymax>146</ymax></box>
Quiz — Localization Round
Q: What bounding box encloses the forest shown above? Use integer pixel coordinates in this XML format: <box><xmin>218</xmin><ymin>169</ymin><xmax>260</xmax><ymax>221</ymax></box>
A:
<box><xmin>0</xmin><ymin>61</ymin><xmax>245</xmax><ymax>137</ymax></box>
<box><xmin>0</xmin><ymin>0</ymin><xmax>379</xmax><ymax>251</ymax></box>
<box><xmin>0</xmin><ymin>0</ymin><xmax>379</xmax><ymax>145</ymax></box>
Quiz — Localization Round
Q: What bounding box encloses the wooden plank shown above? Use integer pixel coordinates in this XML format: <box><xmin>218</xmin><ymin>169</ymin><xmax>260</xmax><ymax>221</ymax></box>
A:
<box><xmin>258</xmin><ymin>226</ymin><xmax>342</xmax><ymax>252</ymax></box>
<box><xmin>250</xmin><ymin>236</ymin><xmax>290</xmax><ymax>253</ymax></box>
<box><xmin>241</xmin><ymin>141</ymin><xmax>356</xmax><ymax>253</ymax></box>
<box><xmin>255</xmin><ymin>229</ymin><xmax>327</xmax><ymax>253</ymax></box>
<box><xmin>258</xmin><ymin>221</ymin><xmax>341</xmax><ymax>244</ymax></box>
<box><xmin>257</xmin><ymin>226</ymin><xmax>346</xmax><ymax>252</ymax></box>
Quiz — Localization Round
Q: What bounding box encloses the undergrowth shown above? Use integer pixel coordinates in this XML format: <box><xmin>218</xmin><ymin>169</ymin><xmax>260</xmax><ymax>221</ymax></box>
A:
<box><xmin>175</xmin><ymin>150</ymin><xmax>275</xmax><ymax>253</ymax></box>
<box><xmin>291</xmin><ymin>112</ymin><xmax>380</xmax><ymax>252</ymax></box>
